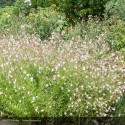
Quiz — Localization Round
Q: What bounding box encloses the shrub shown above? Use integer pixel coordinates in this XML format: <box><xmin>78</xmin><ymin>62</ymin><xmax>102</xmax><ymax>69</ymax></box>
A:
<box><xmin>24</xmin><ymin>0</ymin><xmax>110</xmax><ymax>23</ymax></box>
<box><xmin>0</xmin><ymin>5</ymin><xmax>66</xmax><ymax>40</ymax></box>
<box><xmin>105</xmin><ymin>0</ymin><xmax>125</xmax><ymax>20</ymax></box>
<box><xmin>0</xmin><ymin>6</ymin><xmax>26</xmax><ymax>35</ymax></box>
<box><xmin>26</xmin><ymin>7</ymin><xmax>67</xmax><ymax>40</ymax></box>
<box><xmin>0</xmin><ymin>0</ymin><xmax>15</xmax><ymax>7</ymax></box>
<box><xmin>15</xmin><ymin>0</ymin><xmax>32</xmax><ymax>16</ymax></box>
<box><xmin>0</xmin><ymin>6</ymin><xmax>17</xmax><ymax>27</ymax></box>
<box><xmin>106</xmin><ymin>20</ymin><xmax>125</xmax><ymax>51</ymax></box>
<box><xmin>105</xmin><ymin>0</ymin><xmax>125</xmax><ymax>51</ymax></box>
<box><xmin>60</xmin><ymin>17</ymin><xmax>105</xmax><ymax>42</ymax></box>
<box><xmin>114</xmin><ymin>95</ymin><xmax>125</xmax><ymax>116</ymax></box>
<box><xmin>0</xmin><ymin>6</ymin><xmax>17</xmax><ymax>16</ymax></box>
<box><xmin>31</xmin><ymin>0</ymin><xmax>56</xmax><ymax>8</ymax></box>
<box><xmin>56</xmin><ymin>0</ymin><xmax>109</xmax><ymax>23</ymax></box>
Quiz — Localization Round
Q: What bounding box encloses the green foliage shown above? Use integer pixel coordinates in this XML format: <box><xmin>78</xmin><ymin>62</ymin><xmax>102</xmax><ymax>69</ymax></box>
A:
<box><xmin>60</xmin><ymin>17</ymin><xmax>105</xmax><ymax>42</ymax></box>
<box><xmin>0</xmin><ymin>60</ymin><xmax>123</xmax><ymax>117</ymax></box>
<box><xmin>0</xmin><ymin>6</ymin><xmax>27</xmax><ymax>35</ymax></box>
<box><xmin>0</xmin><ymin>3</ymin><xmax>125</xmax><ymax>117</ymax></box>
<box><xmin>0</xmin><ymin>31</ymin><xmax>124</xmax><ymax>117</ymax></box>
<box><xmin>56</xmin><ymin>0</ymin><xmax>109</xmax><ymax>23</ymax></box>
<box><xmin>105</xmin><ymin>0</ymin><xmax>125</xmax><ymax>20</ymax></box>
<box><xmin>14</xmin><ymin>0</ymin><xmax>109</xmax><ymax>24</ymax></box>
<box><xmin>31</xmin><ymin>0</ymin><xmax>56</xmax><ymax>8</ymax></box>
<box><xmin>0</xmin><ymin>6</ymin><xmax>17</xmax><ymax>28</ymax></box>
<box><xmin>0</xmin><ymin>5</ymin><xmax>66</xmax><ymax>40</ymax></box>
<box><xmin>15</xmin><ymin>0</ymin><xmax>31</xmax><ymax>16</ymax></box>
<box><xmin>0</xmin><ymin>0</ymin><xmax>15</xmax><ymax>7</ymax></box>
<box><xmin>106</xmin><ymin>20</ymin><xmax>125</xmax><ymax>51</ymax></box>
<box><xmin>114</xmin><ymin>95</ymin><xmax>125</xmax><ymax>116</ymax></box>
<box><xmin>26</xmin><ymin>7</ymin><xmax>67</xmax><ymax>40</ymax></box>
<box><xmin>105</xmin><ymin>0</ymin><xmax>125</xmax><ymax>51</ymax></box>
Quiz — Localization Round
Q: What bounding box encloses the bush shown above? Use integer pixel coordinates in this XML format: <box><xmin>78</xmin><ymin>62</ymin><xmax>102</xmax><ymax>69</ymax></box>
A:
<box><xmin>56</xmin><ymin>0</ymin><xmax>109</xmax><ymax>23</ymax></box>
<box><xmin>31</xmin><ymin>0</ymin><xmax>56</xmax><ymax>8</ymax></box>
<box><xmin>0</xmin><ymin>5</ymin><xmax>66</xmax><ymax>40</ymax></box>
<box><xmin>0</xmin><ymin>6</ymin><xmax>26</xmax><ymax>35</ymax></box>
<box><xmin>0</xmin><ymin>6</ymin><xmax>18</xmax><ymax>27</ymax></box>
<box><xmin>15</xmin><ymin>0</ymin><xmax>32</xmax><ymax>16</ymax></box>
<box><xmin>26</xmin><ymin>7</ymin><xmax>67</xmax><ymax>40</ymax></box>
<box><xmin>106</xmin><ymin>20</ymin><xmax>125</xmax><ymax>51</ymax></box>
<box><xmin>105</xmin><ymin>0</ymin><xmax>125</xmax><ymax>20</ymax></box>
<box><xmin>0</xmin><ymin>0</ymin><xmax>15</xmax><ymax>7</ymax></box>
<box><xmin>105</xmin><ymin>0</ymin><xmax>125</xmax><ymax>51</ymax></box>
<box><xmin>114</xmin><ymin>95</ymin><xmax>125</xmax><ymax>116</ymax></box>
<box><xmin>60</xmin><ymin>17</ymin><xmax>106</xmax><ymax>42</ymax></box>
<box><xmin>19</xmin><ymin>0</ymin><xmax>109</xmax><ymax>23</ymax></box>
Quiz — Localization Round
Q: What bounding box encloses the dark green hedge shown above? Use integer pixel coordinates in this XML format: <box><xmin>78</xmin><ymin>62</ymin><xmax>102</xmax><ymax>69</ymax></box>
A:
<box><xmin>0</xmin><ymin>0</ymin><xmax>15</xmax><ymax>7</ymax></box>
<box><xmin>30</xmin><ymin>0</ymin><xmax>110</xmax><ymax>23</ymax></box>
<box><xmin>56</xmin><ymin>0</ymin><xmax>109</xmax><ymax>22</ymax></box>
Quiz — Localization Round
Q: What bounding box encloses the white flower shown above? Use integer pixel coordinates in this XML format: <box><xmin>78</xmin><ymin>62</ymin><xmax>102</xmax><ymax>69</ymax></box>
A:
<box><xmin>78</xmin><ymin>98</ymin><xmax>81</xmax><ymax>102</ymax></box>
<box><xmin>57</xmin><ymin>63</ymin><xmax>61</xmax><ymax>67</ymax></box>
<box><xmin>13</xmin><ymin>79</ymin><xmax>17</xmax><ymax>84</ymax></box>
<box><xmin>24</xmin><ymin>0</ymin><xmax>30</xmax><ymax>2</ymax></box>
<box><xmin>63</xmin><ymin>67</ymin><xmax>66</xmax><ymax>71</ymax></box>
<box><xmin>61</xmin><ymin>87</ymin><xmax>64</xmax><ymax>90</ymax></box>
<box><xmin>0</xmin><ymin>92</ymin><xmax>3</xmax><ymax>95</ymax></box>
<box><xmin>57</xmin><ymin>74</ymin><xmax>60</xmax><ymax>77</ymax></box>
<box><xmin>41</xmin><ymin>109</ymin><xmax>44</xmax><ymax>112</ymax></box>
<box><xmin>70</xmin><ymin>97</ymin><xmax>72</xmax><ymax>100</ymax></box>
<box><xmin>24</xmin><ymin>0</ymin><xmax>31</xmax><ymax>5</ymax></box>
<box><xmin>1</xmin><ymin>64</ymin><xmax>4</xmax><ymax>68</ymax></box>
<box><xmin>49</xmin><ymin>106</ymin><xmax>52</xmax><ymax>108</ymax></box>
<box><xmin>34</xmin><ymin>63</ymin><xmax>37</xmax><ymax>67</ymax></box>
<box><xmin>45</xmin><ymin>84</ymin><xmax>48</xmax><ymax>87</ymax></box>
<box><xmin>75</xmin><ymin>88</ymin><xmax>79</xmax><ymax>92</ymax></box>
<box><xmin>23</xmin><ymin>70</ymin><xmax>26</xmax><ymax>74</ymax></box>
<box><xmin>35</xmin><ymin>108</ymin><xmax>38</xmax><ymax>112</ymax></box>
<box><xmin>27</xmin><ymin>74</ymin><xmax>30</xmax><ymax>77</ymax></box>
<box><xmin>70</xmin><ymin>83</ymin><xmax>73</xmax><ymax>87</ymax></box>
<box><xmin>39</xmin><ymin>67</ymin><xmax>42</xmax><ymax>70</ymax></box>
<box><xmin>51</xmin><ymin>68</ymin><xmax>54</xmax><ymax>72</ymax></box>
<box><xmin>80</xmin><ymin>85</ymin><xmax>84</xmax><ymax>90</ymax></box>
<box><xmin>32</xmin><ymin>96</ymin><xmax>35</xmax><ymax>101</ymax></box>
<box><xmin>82</xmin><ymin>66</ymin><xmax>86</xmax><ymax>71</ymax></box>
<box><xmin>68</xmin><ymin>89</ymin><xmax>70</xmax><ymax>92</ymax></box>
<box><xmin>30</xmin><ymin>77</ymin><xmax>33</xmax><ymax>82</ymax></box>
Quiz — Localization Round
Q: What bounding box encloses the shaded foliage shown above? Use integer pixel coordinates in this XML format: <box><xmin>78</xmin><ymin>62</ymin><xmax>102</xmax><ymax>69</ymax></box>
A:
<box><xmin>0</xmin><ymin>0</ymin><xmax>15</xmax><ymax>7</ymax></box>
<box><xmin>56</xmin><ymin>0</ymin><xmax>109</xmax><ymax>23</ymax></box>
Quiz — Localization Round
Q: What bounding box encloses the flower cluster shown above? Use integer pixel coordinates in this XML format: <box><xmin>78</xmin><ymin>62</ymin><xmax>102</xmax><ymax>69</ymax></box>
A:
<box><xmin>0</xmin><ymin>30</ymin><xmax>124</xmax><ymax>117</ymax></box>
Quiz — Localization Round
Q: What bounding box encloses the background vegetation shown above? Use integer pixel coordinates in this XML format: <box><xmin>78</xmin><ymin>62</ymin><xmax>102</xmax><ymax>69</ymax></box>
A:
<box><xmin>0</xmin><ymin>0</ymin><xmax>125</xmax><ymax>121</ymax></box>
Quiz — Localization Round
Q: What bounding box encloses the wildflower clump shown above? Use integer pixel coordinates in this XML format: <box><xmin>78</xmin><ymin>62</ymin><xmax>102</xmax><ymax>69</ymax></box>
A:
<box><xmin>4</xmin><ymin>12</ymin><xmax>11</xmax><ymax>18</ymax></box>
<box><xmin>51</xmin><ymin>4</ymin><xmax>58</xmax><ymax>12</ymax></box>
<box><xmin>0</xmin><ymin>33</ymin><xmax>124</xmax><ymax>117</ymax></box>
